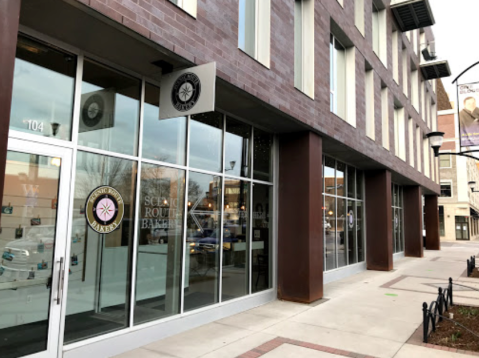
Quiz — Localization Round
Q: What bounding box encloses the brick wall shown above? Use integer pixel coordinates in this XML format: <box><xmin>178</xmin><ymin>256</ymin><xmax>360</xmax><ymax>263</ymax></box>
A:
<box><xmin>75</xmin><ymin>0</ymin><xmax>440</xmax><ymax>193</ymax></box>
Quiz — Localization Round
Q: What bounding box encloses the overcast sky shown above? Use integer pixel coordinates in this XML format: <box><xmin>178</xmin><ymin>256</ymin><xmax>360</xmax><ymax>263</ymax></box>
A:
<box><xmin>432</xmin><ymin>0</ymin><xmax>479</xmax><ymax>99</ymax></box>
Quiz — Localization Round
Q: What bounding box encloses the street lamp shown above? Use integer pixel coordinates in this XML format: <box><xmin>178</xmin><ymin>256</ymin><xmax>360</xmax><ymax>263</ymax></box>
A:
<box><xmin>427</xmin><ymin>132</ymin><xmax>479</xmax><ymax>160</ymax></box>
<box><xmin>468</xmin><ymin>181</ymin><xmax>479</xmax><ymax>193</ymax></box>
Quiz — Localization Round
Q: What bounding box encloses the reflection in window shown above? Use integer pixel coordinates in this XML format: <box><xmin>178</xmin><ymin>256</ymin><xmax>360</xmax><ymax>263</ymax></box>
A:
<box><xmin>142</xmin><ymin>83</ymin><xmax>186</xmax><ymax>165</ymax></box>
<box><xmin>324</xmin><ymin>195</ymin><xmax>336</xmax><ymax>270</ymax></box>
<box><xmin>134</xmin><ymin>163</ymin><xmax>185</xmax><ymax>325</ymax></box>
<box><xmin>78</xmin><ymin>59</ymin><xmax>140</xmax><ymax>156</ymax></box>
<box><xmin>323</xmin><ymin>156</ymin><xmax>364</xmax><ymax>270</ymax></box>
<box><xmin>225</xmin><ymin>118</ymin><xmax>251</xmax><ymax>177</ymax></box>
<box><xmin>0</xmin><ymin>151</ymin><xmax>61</xmax><ymax>358</ymax></box>
<box><xmin>189</xmin><ymin>112</ymin><xmax>223</xmax><ymax>173</ymax></box>
<box><xmin>252</xmin><ymin>184</ymin><xmax>272</xmax><ymax>293</ymax></box>
<box><xmin>337</xmin><ymin>198</ymin><xmax>346</xmax><ymax>267</ymax></box>
<box><xmin>253</xmin><ymin>129</ymin><xmax>273</xmax><ymax>181</ymax></box>
<box><xmin>324</xmin><ymin>157</ymin><xmax>335</xmax><ymax>195</ymax></box>
<box><xmin>336</xmin><ymin>161</ymin><xmax>345</xmax><ymax>197</ymax></box>
<box><xmin>357</xmin><ymin>201</ymin><xmax>364</xmax><ymax>262</ymax></box>
<box><xmin>391</xmin><ymin>184</ymin><xmax>404</xmax><ymax>253</ymax></box>
<box><xmin>347</xmin><ymin>200</ymin><xmax>357</xmax><ymax>264</ymax></box>
<box><xmin>10</xmin><ymin>35</ymin><xmax>76</xmax><ymax>140</ymax></box>
<box><xmin>184</xmin><ymin>172</ymin><xmax>221</xmax><ymax>311</ymax></box>
<box><xmin>222</xmin><ymin>180</ymin><xmax>250</xmax><ymax>301</ymax></box>
<box><xmin>64</xmin><ymin>151</ymin><xmax>136</xmax><ymax>343</ymax></box>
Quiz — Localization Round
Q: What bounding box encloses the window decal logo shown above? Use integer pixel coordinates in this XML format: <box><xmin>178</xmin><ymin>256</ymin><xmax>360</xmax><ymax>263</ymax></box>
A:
<box><xmin>85</xmin><ymin>186</ymin><xmax>124</xmax><ymax>234</ymax></box>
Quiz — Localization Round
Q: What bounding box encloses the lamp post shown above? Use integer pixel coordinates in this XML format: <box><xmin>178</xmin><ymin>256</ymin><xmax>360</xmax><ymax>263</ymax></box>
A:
<box><xmin>426</xmin><ymin>132</ymin><xmax>479</xmax><ymax>160</ymax></box>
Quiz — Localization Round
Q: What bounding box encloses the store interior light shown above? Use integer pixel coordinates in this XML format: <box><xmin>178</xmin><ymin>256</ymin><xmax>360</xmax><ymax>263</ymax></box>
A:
<box><xmin>426</xmin><ymin>132</ymin><xmax>445</xmax><ymax>156</ymax></box>
<box><xmin>328</xmin><ymin>210</ymin><xmax>334</xmax><ymax>216</ymax></box>
<box><xmin>51</xmin><ymin>157</ymin><xmax>61</xmax><ymax>167</ymax></box>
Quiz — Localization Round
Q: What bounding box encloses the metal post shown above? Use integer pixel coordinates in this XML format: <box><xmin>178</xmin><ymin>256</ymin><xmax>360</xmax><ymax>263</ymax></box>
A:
<box><xmin>423</xmin><ymin>302</ymin><xmax>429</xmax><ymax>343</ymax></box>
<box><xmin>449</xmin><ymin>277</ymin><xmax>453</xmax><ymax>306</ymax></box>
<box><xmin>438</xmin><ymin>287</ymin><xmax>443</xmax><ymax>322</ymax></box>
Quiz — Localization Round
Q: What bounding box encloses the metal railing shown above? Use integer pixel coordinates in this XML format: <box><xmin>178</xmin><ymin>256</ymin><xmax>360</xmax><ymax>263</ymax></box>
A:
<box><xmin>422</xmin><ymin>278</ymin><xmax>453</xmax><ymax>343</ymax></box>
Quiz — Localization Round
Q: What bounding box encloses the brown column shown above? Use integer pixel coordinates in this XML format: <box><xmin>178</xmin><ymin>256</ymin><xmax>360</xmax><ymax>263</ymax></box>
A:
<box><xmin>278</xmin><ymin>131</ymin><xmax>323</xmax><ymax>303</ymax></box>
<box><xmin>403</xmin><ymin>186</ymin><xmax>423</xmax><ymax>257</ymax></box>
<box><xmin>365</xmin><ymin>170</ymin><xmax>393</xmax><ymax>271</ymax></box>
<box><xmin>425</xmin><ymin>195</ymin><xmax>440</xmax><ymax>250</ymax></box>
<box><xmin>0</xmin><ymin>0</ymin><xmax>21</xmax><ymax>228</ymax></box>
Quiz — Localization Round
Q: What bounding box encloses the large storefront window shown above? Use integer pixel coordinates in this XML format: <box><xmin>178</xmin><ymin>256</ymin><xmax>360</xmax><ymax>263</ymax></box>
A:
<box><xmin>7</xmin><ymin>35</ymin><xmax>276</xmax><ymax>348</ymax></box>
<box><xmin>134</xmin><ymin>164</ymin><xmax>185</xmax><ymax>324</ymax></box>
<box><xmin>10</xmin><ymin>35</ymin><xmax>76</xmax><ymax>140</ymax></box>
<box><xmin>323</xmin><ymin>157</ymin><xmax>364</xmax><ymax>271</ymax></box>
<box><xmin>391</xmin><ymin>184</ymin><xmax>404</xmax><ymax>253</ymax></box>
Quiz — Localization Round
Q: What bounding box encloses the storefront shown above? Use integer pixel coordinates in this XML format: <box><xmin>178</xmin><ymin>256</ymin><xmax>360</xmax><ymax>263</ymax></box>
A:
<box><xmin>392</xmin><ymin>184</ymin><xmax>405</xmax><ymax>255</ymax></box>
<box><xmin>0</xmin><ymin>32</ymin><xmax>276</xmax><ymax>358</ymax></box>
<box><xmin>323</xmin><ymin>156</ymin><xmax>365</xmax><ymax>282</ymax></box>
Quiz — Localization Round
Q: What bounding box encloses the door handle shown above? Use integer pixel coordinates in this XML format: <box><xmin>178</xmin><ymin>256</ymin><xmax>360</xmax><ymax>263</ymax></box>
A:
<box><xmin>56</xmin><ymin>257</ymin><xmax>65</xmax><ymax>305</ymax></box>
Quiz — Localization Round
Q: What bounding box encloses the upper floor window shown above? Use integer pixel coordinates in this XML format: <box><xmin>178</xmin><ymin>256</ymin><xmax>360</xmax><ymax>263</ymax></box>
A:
<box><xmin>354</xmin><ymin>0</ymin><xmax>365</xmax><ymax>36</ymax></box>
<box><xmin>439</xmin><ymin>154</ymin><xmax>451</xmax><ymax>168</ymax></box>
<box><xmin>330</xmin><ymin>34</ymin><xmax>346</xmax><ymax>118</ymax></box>
<box><xmin>440</xmin><ymin>182</ymin><xmax>452</xmax><ymax>197</ymax></box>
<box><xmin>168</xmin><ymin>0</ymin><xmax>197</xmax><ymax>18</ymax></box>
<box><xmin>238</xmin><ymin>0</ymin><xmax>271</xmax><ymax>67</ymax></box>
<box><xmin>330</xmin><ymin>32</ymin><xmax>356</xmax><ymax>126</ymax></box>
<box><xmin>294</xmin><ymin>0</ymin><xmax>314</xmax><ymax>98</ymax></box>
<box><xmin>372</xmin><ymin>2</ymin><xmax>387</xmax><ymax>66</ymax></box>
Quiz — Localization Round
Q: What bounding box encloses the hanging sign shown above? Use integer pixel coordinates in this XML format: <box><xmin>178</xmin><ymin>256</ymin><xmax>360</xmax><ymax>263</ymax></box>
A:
<box><xmin>458</xmin><ymin>82</ymin><xmax>479</xmax><ymax>147</ymax></box>
<box><xmin>159</xmin><ymin>62</ymin><xmax>216</xmax><ymax>119</ymax></box>
<box><xmin>85</xmin><ymin>186</ymin><xmax>124</xmax><ymax>234</ymax></box>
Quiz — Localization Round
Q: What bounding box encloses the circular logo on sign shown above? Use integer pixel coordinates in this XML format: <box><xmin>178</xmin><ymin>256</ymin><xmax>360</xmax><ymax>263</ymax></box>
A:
<box><xmin>82</xmin><ymin>94</ymin><xmax>104</xmax><ymax>128</ymax></box>
<box><xmin>85</xmin><ymin>186</ymin><xmax>124</xmax><ymax>234</ymax></box>
<box><xmin>348</xmin><ymin>210</ymin><xmax>354</xmax><ymax>229</ymax></box>
<box><xmin>171</xmin><ymin>72</ymin><xmax>201</xmax><ymax>112</ymax></box>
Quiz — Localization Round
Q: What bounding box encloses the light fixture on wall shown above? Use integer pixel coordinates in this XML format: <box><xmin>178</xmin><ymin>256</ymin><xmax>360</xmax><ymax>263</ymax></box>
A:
<box><xmin>468</xmin><ymin>181</ymin><xmax>479</xmax><ymax>193</ymax></box>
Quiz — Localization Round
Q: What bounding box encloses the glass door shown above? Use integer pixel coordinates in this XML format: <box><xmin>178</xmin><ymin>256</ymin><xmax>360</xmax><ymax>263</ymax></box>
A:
<box><xmin>0</xmin><ymin>138</ymin><xmax>72</xmax><ymax>358</ymax></box>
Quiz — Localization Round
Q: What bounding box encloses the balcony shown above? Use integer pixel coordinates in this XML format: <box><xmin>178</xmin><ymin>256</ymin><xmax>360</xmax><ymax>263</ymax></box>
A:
<box><xmin>420</xmin><ymin>59</ymin><xmax>451</xmax><ymax>80</ymax></box>
<box><xmin>391</xmin><ymin>0</ymin><xmax>435</xmax><ymax>32</ymax></box>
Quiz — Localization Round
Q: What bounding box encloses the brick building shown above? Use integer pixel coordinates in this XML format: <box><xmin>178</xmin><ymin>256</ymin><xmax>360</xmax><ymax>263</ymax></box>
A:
<box><xmin>437</xmin><ymin>80</ymin><xmax>479</xmax><ymax>241</ymax></box>
<box><xmin>0</xmin><ymin>0</ymin><xmax>449</xmax><ymax>357</ymax></box>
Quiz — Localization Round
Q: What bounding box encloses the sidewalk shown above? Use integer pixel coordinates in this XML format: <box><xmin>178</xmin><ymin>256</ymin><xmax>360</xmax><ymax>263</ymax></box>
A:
<box><xmin>115</xmin><ymin>242</ymin><xmax>479</xmax><ymax>358</ymax></box>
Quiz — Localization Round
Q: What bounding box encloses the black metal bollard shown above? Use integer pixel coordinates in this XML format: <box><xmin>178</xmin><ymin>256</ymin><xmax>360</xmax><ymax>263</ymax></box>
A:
<box><xmin>423</xmin><ymin>302</ymin><xmax>429</xmax><ymax>343</ymax></box>
<box><xmin>438</xmin><ymin>287</ymin><xmax>443</xmax><ymax>322</ymax></box>
<box><xmin>468</xmin><ymin>259</ymin><xmax>471</xmax><ymax>277</ymax></box>
<box><xmin>449</xmin><ymin>277</ymin><xmax>453</xmax><ymax>306</ymax></box>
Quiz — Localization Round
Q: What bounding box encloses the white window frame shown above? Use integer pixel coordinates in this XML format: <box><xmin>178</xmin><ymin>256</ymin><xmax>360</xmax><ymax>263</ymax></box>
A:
<box><xmin>416</xmin><ymin>126</ymin><xmax>422</xmax><ymax>172</ymax></box>
<box><xmin>440</xmin><ymin>180</ymin><xmax>453</xmax><ymax>198</ymax></box>
<box><xmin>372</xmin><ymin>2</ymin><xmax>387</xmax><ymax>67</ymax></box>
<box><xmin>365</xmin><ymin>69</ymin><xmax>375</xmax><ymax>140</ymax></box>
<box><xmin>355</xmin><ymin>0</ymin><xmax>365</xmax><ymax>36</ymax></box>
<box><xmin>439</xmin><ymin>151</ymin><xmax>452</xmax><ymax>169</ymax></box>
<box><xmin>394</xmin><ymin>106</ymin><xmax>406</xmax><ymax>161</ymax></box>
<box><xmin>392</xmin><ymin>30</ymin><xmax>399</xmax><ymax>84</ymax></box>
<box><xmin>169</xmin><ymin>0</ymin><xmax>197</xmax><ymax>18</ymax></box>
<box><xmin>330</xmin><ymin>34</ymin><xmax>356</xmax><ymax>127</ymax></box>
<box><xmin>238</xmin><ymin>0</ymin><xmax>271</xmax><ymax>67</ymax></box>
<box><xmin>423</xmin><ymin>137</ymin><xmax>430</xmax><ymax>177</ymax></box>
<box><xmin>408</xmin><ymin>117</ymin><xmax>414</xmax><ymax>166</ymax></box>
<box><xmin>402</xmin><ymin>50</ymin><xmax>408</xmax><ymax>97</ymax></box>
<box><xmin>381</xmin><ymin>87</ymin><xmax>389</xmax><ymax>150</ymax></box>
<box><xmin>294</xmin><ymin>0</ymin><xmax>314</xmax><ymax>98</ymax></box>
